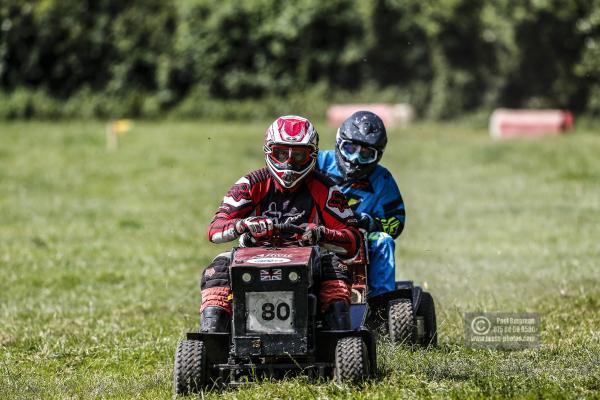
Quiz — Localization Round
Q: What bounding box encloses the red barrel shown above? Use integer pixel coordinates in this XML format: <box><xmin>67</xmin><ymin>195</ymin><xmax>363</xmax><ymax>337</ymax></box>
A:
<box><xmin>489</xmin><ymin>109</ymin><xmax>574</xmax><ymax>139</ymax></box>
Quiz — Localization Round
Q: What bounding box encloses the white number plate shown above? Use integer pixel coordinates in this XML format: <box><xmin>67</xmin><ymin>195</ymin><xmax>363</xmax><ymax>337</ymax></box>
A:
<box><xmin>245</xmin><ymin>291</ymin><xmax>295</xmax><ymax>333</ymax></box>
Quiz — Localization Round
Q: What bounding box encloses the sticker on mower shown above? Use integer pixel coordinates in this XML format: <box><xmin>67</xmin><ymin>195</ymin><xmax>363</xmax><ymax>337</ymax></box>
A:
<box><xmin>245</xmin><ymin>291</ymin><xmax>295</xmax><ymax>333</ymax></box>
<box><xmin>247</xmin><ymin>255</ymin><xmax>291</xmax><ymax>264</ymax></box>
<box><xmin>260</xmin><ymin>268</ymin><xmax>282</xmax><ymax>281</ymax></box>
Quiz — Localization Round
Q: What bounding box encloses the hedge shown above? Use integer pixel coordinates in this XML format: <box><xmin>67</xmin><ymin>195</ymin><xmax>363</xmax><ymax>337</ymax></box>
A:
<box><xmin>0</xmin><ymin>0</ymin><xmax>599</xmax><ymax>119</ymax></box>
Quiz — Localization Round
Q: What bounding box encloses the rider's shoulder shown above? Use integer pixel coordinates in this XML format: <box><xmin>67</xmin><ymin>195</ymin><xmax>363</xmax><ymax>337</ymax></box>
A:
<box><xmin>310</xmin><ymin>169</ymin><xmax>337</xmax><ymax>188</ymax></box>
<box><xmin>370</xmin><ymin>164</ymin><xmax>395</xmax><ymax>182</ymax></box>
<box><xmin>243</xmin><ymin>167</ymin><xmax>271</xmax><ymax>185</ymax></box>
<box><xmin>318</xmin><ymin>149</ymin><xmax>335</xmax><ymax>162</ymax></box>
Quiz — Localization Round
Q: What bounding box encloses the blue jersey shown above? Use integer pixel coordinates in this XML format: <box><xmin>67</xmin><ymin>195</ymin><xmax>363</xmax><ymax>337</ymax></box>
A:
<box><xmin>317</xmin><ymin>150</ymin><xmax>405</xmax><ymax>239</ymax></box>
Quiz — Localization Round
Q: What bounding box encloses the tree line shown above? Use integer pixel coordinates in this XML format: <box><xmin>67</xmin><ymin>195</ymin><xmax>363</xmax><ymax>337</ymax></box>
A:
<box><xmin>0</xmin><ymin>0</ymin><xmax>598</xmax><ymax>119</ymax></box>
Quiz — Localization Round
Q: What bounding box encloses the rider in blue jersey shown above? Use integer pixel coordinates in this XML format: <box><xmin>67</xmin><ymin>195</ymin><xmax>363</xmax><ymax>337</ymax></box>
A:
<box><xmin>317</xmin><ymin>111</ymin><xmax>405</xmax><ymax>297</ymax></box>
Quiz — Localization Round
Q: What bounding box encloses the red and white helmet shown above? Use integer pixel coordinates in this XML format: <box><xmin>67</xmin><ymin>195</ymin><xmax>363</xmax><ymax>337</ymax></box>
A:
<box><xmin>264</xmin><ymin>115</ymin><xmax>319</xmax><ymax>189</ymax></box>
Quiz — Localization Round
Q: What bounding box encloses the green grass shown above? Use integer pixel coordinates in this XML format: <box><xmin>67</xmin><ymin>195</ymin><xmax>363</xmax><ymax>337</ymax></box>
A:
<box><xmin>1</xmin><ymin>120</ymin><xmax>599</xmax><ymax>399</ymax></box>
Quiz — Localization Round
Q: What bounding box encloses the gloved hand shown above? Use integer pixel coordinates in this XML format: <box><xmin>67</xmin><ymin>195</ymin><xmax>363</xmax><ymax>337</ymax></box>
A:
<box><xmin>235</xmin><ymin>216</ymin><xmax>274</xmax><ymax>239</ymax></box>
<box><xmin>357</xmin><ymin>213</ymin><xmax>376</xmax><ymax>231</ymax></box>
<box><xmin>300</xmin><ymin>224</ymin><xmax>326</xmax><ymax>246</ymax></box>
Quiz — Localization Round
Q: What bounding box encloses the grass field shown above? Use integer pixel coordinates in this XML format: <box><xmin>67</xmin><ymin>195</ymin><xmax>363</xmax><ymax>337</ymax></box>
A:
<box><xmin>1</xmin><ymin>120</ymin><xmax>599</xmax><ymax>399</ymax></box>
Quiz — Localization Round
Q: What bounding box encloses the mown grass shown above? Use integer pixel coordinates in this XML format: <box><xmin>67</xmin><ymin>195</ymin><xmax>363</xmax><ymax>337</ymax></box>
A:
<box><xmin>1</xmin><ymin>120</ymin><xmax>599</xmax><ymax>399</ymax></box>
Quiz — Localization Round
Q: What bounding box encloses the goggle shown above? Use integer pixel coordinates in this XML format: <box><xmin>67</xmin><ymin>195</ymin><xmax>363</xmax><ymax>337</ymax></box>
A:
<box><xmin>339</xmin><ymin>140</ymin><xmax>378</xmax><ymax>164</ymax></box>
<box><xmin>268</xmin><ymin>145</ymin><xmax>313</xmax><ymax>167</ymax></box>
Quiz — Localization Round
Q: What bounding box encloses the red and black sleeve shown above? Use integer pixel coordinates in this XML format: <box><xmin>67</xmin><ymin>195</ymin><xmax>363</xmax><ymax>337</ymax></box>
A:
<box><xmin>207</xmin><ymin>169</ymin><xmax>271</xmax><ymax>243</ymax></box>
<box><xmin>308</xmin><ymin>172</ymin><xmax>361</xmax><ymax>258</ymax></box>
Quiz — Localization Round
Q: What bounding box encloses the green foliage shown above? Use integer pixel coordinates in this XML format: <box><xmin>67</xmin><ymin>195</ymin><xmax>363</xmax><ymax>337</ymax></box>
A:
<box><xmin>1</xmin><ymin>0</ymin><xmax>600</xmax><ymax>119</ymax></box>
<box><xmin>176</xmin><ymin>0</ymin><xmax>365</xmax><ymax>99</ymax></box>
<box><xmin>574</xmin><ymin>0</ymin><xmax>600</xmax><ymax>115</ymax></box>
<box><xmin>0</xmin><ymin>0</ymin><xmax>176</xmax><ymax>100</ymax></box>
<box><xmin>495</xmin><ymin>0</ymin><xmax>591</xmax><ymax>111</ymax></box>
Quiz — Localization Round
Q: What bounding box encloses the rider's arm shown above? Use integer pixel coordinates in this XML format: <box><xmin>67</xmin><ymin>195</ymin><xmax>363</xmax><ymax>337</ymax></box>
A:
<box><xmin>207</xmin><ymin>176</ymin><xmax>257</xmax><ymax>244</ymax></box>
<box><xmin>309</xmin><ymin>174</ymin><xmax>361</xmax><ymax>258</ymax></box>
<box><xmin>369</xmin><ymin>169</ymin><xmax>405</xmax><ymax>239</ymax></box>
<box><xmin>316</xmin><ymin>222</ymin><xmax>361</xmax><ymax>258</ymax></box>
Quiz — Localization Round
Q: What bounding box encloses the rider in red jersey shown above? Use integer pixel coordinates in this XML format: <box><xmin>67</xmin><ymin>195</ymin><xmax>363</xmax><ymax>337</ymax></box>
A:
<box><xmin>200</xmin><ymin>116</ymin><xmax>360</xmax><ymax>332</ymax></box>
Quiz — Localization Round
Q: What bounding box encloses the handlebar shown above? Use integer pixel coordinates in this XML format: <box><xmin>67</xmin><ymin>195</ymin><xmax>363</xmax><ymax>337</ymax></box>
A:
<box><xmin>238</xmin><ymin>223</ymin><xmax>306</xmax><ymax>248</ymax></box>
<box><xmin>273</xmin><ymin>223</ymin><xmax>305</xmax><ymax>235</ymax></box>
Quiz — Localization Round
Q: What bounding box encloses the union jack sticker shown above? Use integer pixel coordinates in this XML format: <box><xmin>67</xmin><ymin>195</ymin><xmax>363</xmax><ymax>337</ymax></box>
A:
<box><xmin>260</xmin><ymin>269</ymin><xmax>282</xmax><ymax>281</ymax></box>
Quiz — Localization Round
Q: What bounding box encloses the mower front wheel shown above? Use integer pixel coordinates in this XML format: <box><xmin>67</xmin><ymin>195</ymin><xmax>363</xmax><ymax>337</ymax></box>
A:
<box><xmin>174</xmin><ymin>340</ymin><xmax>207</xmax><ymax>396</ymax></box>
<box><xmin>334</xmin><ymin>336</ymin><xmax>370</xmax><ymax>383</ymax></box>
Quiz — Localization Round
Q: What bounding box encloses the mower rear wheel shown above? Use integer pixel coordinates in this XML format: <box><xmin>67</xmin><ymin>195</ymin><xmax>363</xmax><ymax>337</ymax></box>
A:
<box><xmin>416</xmin><ymin>291</ymin><xmax>438</xmax><ymax>346</ymax></box>
<box><xmin>334</xmin><ymin>336</ymin><xmax>370</xmax><ymax>383</ymax></box>
<box><xmin>174</xmin><ymin>340</ymin><xmax>206</xmax><ymax>396</ymax></box>
<box><xmin>388</xmin><ymin>298</ymin><xmax>416</xmax><ymax>345</ymax></box>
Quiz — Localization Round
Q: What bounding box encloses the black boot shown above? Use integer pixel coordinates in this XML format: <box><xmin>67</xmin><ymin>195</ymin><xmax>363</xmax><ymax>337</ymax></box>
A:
<box><xmin>200</xmin><ymin>306</ymin><xmax>230</xmax><ymax>332</ymax></box>
<box><xmin>323</xmin><ymin>300</ymin><xmax>351</xmax><ymax>330</ymax></box>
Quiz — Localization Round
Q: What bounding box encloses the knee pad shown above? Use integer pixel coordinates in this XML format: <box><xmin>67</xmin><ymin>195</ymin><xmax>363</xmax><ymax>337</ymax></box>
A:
<box><xmin>200</xmin><ymin>255</ymin><xmax>231</xmax><ymax>290</ymax></box>
<box><xmin>379</xmin><ymin>232</ymin><xmax>394</xmax><ymax>244</ymax></box>
<box><xmin>369</xmin><ymin>231</ymin><xmax>395</xmax><ymax>246</ymax></box>
<box><xmin>321</xmin><ymin>254</ymin><xmax>351</xmax><ymax>283</ymax></box>
<box><xmin>200</xmin><ymin>255</ymin><xmax>232</xmax><ymax>314</ymax></box>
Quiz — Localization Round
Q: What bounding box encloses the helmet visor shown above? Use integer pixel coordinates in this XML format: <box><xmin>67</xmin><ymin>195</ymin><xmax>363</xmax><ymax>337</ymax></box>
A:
<box><xmin>339</xmin><ymin>140</ymin><xmax>378</xmax><ymax>164</ymax></box>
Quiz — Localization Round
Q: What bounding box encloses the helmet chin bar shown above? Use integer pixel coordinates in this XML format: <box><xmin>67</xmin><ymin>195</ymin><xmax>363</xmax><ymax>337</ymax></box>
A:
<box><xmin>266</xmin><ymin>156</ymin><xmax>316</xmax><ymax>189</ymax></box>
<box><xmin>282</xmin><ymin>171</ymin><xmax>296</xmax><ymax>186</ymax></box>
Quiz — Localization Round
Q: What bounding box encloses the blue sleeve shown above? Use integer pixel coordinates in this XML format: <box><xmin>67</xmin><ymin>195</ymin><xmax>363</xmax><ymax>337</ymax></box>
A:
<box><xmin>370</xmin><ymin>169</ymin><xmax>405</xmax><ymax>239</ymax></box>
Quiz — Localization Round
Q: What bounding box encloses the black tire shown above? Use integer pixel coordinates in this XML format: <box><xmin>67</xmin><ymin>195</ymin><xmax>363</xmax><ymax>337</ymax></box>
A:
<box><xmin>416</xmin><ymin>292</ymin><xmax>438</xmax><ymax>347</ymax></box>
<box><xmin>173</xmin><ymin>340</ymin><xmax>206</xmax><ymax>396</ymax></box>
<box><xmin>334</xmin><ymin>337</ymin><xmax>370</xmax><ymax>383</ymax></box>
<box><xmin>388</xmin><ymin>298</ymin><xmax>416</xmax><ymax>345</ymax></box>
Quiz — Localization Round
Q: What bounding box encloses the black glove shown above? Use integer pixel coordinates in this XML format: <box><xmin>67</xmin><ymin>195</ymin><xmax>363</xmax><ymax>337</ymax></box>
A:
<box><xmin>357</xmin><ymin>213</ymin><xmax>380</xmax><ymax>231</ymax></box>
<box><xmin>300</xmin><ymin>224</ymin><xmax>326</xmax><ymax>246</ymax></box>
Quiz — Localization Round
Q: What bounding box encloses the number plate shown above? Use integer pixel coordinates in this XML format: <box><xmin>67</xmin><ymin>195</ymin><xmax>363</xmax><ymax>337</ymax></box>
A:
<box><xmin>245</xmin><ymin>291</ymin><xmax>295</xmax><ymax>333</ymax></box>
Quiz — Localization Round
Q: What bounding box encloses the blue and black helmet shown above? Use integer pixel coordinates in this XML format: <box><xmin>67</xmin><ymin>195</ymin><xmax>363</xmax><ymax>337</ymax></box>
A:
<box><xmin>335</xmin><ymin>111</ymin><xmax>387</xmax><ymax>179</ymax></box>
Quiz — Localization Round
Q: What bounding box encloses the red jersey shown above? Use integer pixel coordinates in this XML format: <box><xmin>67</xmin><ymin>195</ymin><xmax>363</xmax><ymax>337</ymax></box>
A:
<box><xmin>207</xmin><ymin>168</ymin><xmax>360</xmax><ymax>257</ymax></box>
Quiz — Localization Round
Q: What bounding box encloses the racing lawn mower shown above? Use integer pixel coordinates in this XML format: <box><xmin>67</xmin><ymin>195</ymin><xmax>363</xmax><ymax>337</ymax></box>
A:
<box><xmin>173</xmin><ymin>223</ymin><xmax>436</xmax><ymax>394</ymax></box>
